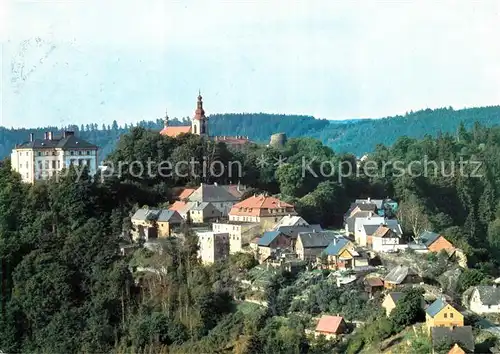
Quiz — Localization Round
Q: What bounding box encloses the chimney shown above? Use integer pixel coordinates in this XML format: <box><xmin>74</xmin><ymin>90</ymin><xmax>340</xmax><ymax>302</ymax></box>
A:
<box><xmin>29</xmin><ymin>133</ymin><xmax>34</xmax><ymax>142</ymax></box>
<box><xmin>63</xmin><ymin>131</ymin><xmax>75</xmax><ymax>138</ymax></box>
<box><xmin>43</xmin><ymin>132</ymin><xmax>48</xmax><ymax>140</ymax></box>
<box><xmin>367</xmin><ymin>197</ymin><xmax>371</xmax><ymax>202</ymax></box>
<box><xmin>47</xmin><ymin>131</ymin><xmax>53</xmax><ymax>140</ymax></box>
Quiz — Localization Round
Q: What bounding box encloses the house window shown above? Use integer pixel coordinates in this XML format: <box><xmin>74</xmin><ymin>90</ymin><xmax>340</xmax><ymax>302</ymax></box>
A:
<box><xmin>79</xmin><ymin>151</ymin><xmax>82</xmax><ymax>155</ymax></box>
<box><xmin>52</xmin><ymin>161</ymin><xmax>56</xmax><ymax>169</ymax></box>
<box><xmin>70</xmin><ymin>151</ymin><xmax>74</xmax><ymax>156</ymax></box>
<box><xmin>44</xmin><ymin>161</ymin><xmax>49</xmax><ymax>169</ymax></box>
<box><xmin>87</xmin><ymin>150</ymin><xmax>90</xmax><ymax>155</ymax></box>
<box><xmin>57</xmin><ymin>160</ymin><xmax>60</xmax><ymax>169</ymax></box>
<box><xmin>38</xmin><ymin>161</ymin><xmax>42</xmax><ymax>170</ymax></box>
<box><xmin>444</xmin><ymin>313</ymin><xmax>447</xmax><ymax>318</ymax></box>
<box><xmin>38</xmin><ymin>151</ymin><xmax>41</xmax><ymax>156</ymax></box>
<box><xmin>52</xmin><ymin>151</ymin><xmax>56</xmax><ymax>156</ymax></box>
<box><xmin>45</xmin><ymin>151</ymin><xmax>48</xmax><ymax>156</ymax></box>
<box><xmin>450</xmin><ymin>313</ymin><xmax>453</xmax><ymax>318</ymax></box>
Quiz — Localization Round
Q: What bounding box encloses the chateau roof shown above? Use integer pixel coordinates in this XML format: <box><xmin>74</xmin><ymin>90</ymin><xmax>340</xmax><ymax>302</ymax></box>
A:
<box><xmin>16</xmin><ymin>134</ymin><xmax>97</xmax><ymax>150</ymax></box>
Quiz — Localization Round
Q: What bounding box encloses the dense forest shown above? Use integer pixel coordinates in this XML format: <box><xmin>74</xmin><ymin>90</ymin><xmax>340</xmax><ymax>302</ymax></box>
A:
<box><xmin>1</xmin><ymin>105</ymin><xmax>499</xmax><ymax>160</ymax></box>
<box><xmin>1</xmin><ymin>118</ymin><xmax>500</xmax><ymax>352</ymax></box>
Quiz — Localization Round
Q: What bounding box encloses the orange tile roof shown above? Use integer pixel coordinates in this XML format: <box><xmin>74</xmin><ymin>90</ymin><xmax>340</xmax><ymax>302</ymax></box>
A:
<box><xmin>169</xmin><ymin>201</ymin><xmax>188</xmax><ymax>212</ymax></box>
<box><xmin>372</xmin><ymin>226</ymin><xmax>391</xmax><ymax>238</ymax></box>
<box><xmin>448</xmin><ymin>344</ymin><xmax>466</xmax><ymax>354</ymax></box>
<box><xmin>315</xmin><ymin>315</ymin><xmax>344</xmax><ymax>334</ymax></box>
<box><xmin>160</xmin><ymin>126</ymin><xmax>192</xmax><ymax>137</ymax></box>
<box><xmin>178</xmin><ymin>188</ymin><xmax>195</xmax><ymax>200</ymax></box>
<box><xmin>230</xmin><ymin>195</ymin><xmax>294</xmax><ymax>216</ymax></box>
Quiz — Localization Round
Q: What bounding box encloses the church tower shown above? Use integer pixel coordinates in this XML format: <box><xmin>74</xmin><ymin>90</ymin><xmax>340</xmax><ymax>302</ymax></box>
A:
<box><xmin>191</xmin><ymin>91</ymin><xmax>208</xmax><ymax>137</ymax></box>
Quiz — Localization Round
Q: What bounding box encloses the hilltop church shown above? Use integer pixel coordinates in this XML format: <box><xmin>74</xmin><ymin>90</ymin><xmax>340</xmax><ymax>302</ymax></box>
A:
<box><xmin>160</xmin><ymin>92</ymin><xmax>251</xmax><ymax>150</ymax></box>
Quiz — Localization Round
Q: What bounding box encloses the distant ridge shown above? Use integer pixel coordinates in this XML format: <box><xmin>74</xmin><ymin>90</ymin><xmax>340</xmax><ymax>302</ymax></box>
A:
<box><xmin>0</xmin><ymin>106</ymin><xmax>499</xmax><ymax>160</ymax></box>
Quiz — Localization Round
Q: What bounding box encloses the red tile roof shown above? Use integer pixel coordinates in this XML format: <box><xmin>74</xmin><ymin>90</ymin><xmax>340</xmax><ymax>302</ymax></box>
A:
<box><xmin>169</xmin><ymin>201</ymin><xmax>188</xmax><ymax>212</ymax></box>
<box><xmin>315</xmin><ymin>315</ymin><xmax>345</xmax><ymax>334</ymax></box>
<box><xmin>178</xmin><ymin>188</ymin><xmax>195</xmax><ymax>200</ymax></box>
<box><xmin>160</xmin><ymin>126</ymin><xmax>192</xmax><ymax>137</ymax></box>
<box><xmin>230</xmin><ymin>195</ymin><xmax>294</xmax><ymax>216</ymax></box>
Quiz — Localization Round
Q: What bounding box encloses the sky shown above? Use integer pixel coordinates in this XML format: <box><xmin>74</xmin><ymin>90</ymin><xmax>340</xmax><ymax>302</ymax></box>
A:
<box><xmin>1</xmin><ymin>0</ymin><xmax>500</xmax><ymax>127</ymax></box>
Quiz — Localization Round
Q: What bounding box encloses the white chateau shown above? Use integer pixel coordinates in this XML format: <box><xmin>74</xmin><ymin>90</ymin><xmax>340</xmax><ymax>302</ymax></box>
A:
<box><xmin>11</xmin><ymin>131</ymin><xmax>98</xmax><ymax>183</ymax></box>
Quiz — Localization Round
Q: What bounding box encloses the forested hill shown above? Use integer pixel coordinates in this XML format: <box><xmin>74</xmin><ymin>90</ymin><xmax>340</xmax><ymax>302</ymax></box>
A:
<box><xmin>316</xmin><ymin>106</ymin><xmax>500</xmax><ymax>154</ymax></box>
<box><xmin>0</xmin><ymin>106</ymin><xmax>499</xmax><ymax>160</ymax></box>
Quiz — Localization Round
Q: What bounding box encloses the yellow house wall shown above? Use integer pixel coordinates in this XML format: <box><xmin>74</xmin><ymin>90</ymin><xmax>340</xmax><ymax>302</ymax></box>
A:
<box><xmin>426</xmin><ymin>305</ymin><xmax>464</xmax><ymax>330</ymax></box>
<box><xmin>157</xmin><ymin>221</ymin><xmax>170</xmax><ymax>237</ymax></box>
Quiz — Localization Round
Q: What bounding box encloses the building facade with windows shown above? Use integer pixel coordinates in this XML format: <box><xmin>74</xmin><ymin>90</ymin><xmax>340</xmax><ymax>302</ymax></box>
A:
<box><xmin>10</xmin><ymin>131</ymin><xmax>98</xmax><ymax>183</ymax></box>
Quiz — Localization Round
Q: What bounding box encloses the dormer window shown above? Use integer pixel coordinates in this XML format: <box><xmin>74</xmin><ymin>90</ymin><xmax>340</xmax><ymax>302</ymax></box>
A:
<box><xmin>70</xmin><ymin>151</ymin><xmax>74</xmax><ymax>156</ymax></box>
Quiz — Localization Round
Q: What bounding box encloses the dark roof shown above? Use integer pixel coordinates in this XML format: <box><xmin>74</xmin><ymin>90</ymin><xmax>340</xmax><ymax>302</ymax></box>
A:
<box><xmin>363</xmin><ymin>224</ymin><xmax>380</xmax><ymax>236</ymax></box>
<box><xmin>420</xmin><ymin>231</ymin><xmax>441</xmax><ymax>247</ymax></box>
<box><xmin>474</xmin><ymin>285</ymin><xmax>500</xmax><ymax>305</ymax></box>
<box><xmin>189</xmin><ymin>184</ymin><xmax>240</xmax><ymax>203</ymax></box>
<box><xmin>157</xmin><ymin>210</ymin><xmax>183</xmax><ymax>223</ymax></box>
<box><xmin>258</xmin><ymin>231</ymin><xmax>283</xmax><ymax>246</ymax></box>
<box><xmin>384</xmin><ymin>219</ymin><xmax>403</xmax><ymax>236</ymax></box>
<box><xmin>426</xmin><ymin>298</ymin><xmax>447</xmax><ymax>317</ymax></box>
<box><xmin>16</xmin><ymin>134</ymin><xmax>98</xmax><ymax>149</ymax></box>
<box><xmin>355</xmin><ymin>199</ymin><xmax>384</xmax><ymax>208</ymax></box>
<box><xmin>389</xmin><ymin>292</ymin><xmax>404</xmax><ymax>303</ymax></box>
<box><xmin>365</xmin><ymin>277</ymin><xmax>384</xmax><ymax>287</ymax></box>
<box><xmin>323</xmin><ymin>238</ymin><xmax>350</xmax><ymax>256</ymax></box>
<box><xmin>276</xmin><ymin>224</ymin><xmax>323</xmax><ymax>239</ymax></box>
<box><xmin>384</xmin><ymin>265</ymin><xmax>417</xmax><ymax>284</ymax></box>
<box><xmin>298</xmin><ymin>231</ymin><xmax>338</xmax><ymax>248</ymax></box>
<box><xmin>132</xmin><ymin>209</ymin><xmax>182</xmax><ymax>223</ymax></box>
<box><xmin>431</xmin><ymin>326</ymin><xmax>474</xmax><ymax>353</ymax></box>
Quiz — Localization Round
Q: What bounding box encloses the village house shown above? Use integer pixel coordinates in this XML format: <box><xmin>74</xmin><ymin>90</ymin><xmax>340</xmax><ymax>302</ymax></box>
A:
<box><xmin>295</xmin><ymin>231</ymin><xmax>339</xmax><ymax>261</ymax></box>
<box><xmin>187</xmin><ymin>183</ymin><xmax>244</xmax><ymax>216</ymax></box>
<box><xmin>382</xmin><ymin>292</ymin><xmax>403</xmax><ymax>316</ymax></box>
<box><xmin>188</xmin><ymin>202</ymin><xmax>222</xmax><ymax>223</ymax></box>
<box><xmin>419</xmin><ymin>231</ymin><xmax>454</xmax><ymax>253</ymax></box>
<box><xmin>314</xmin><ymin>315</ymin><xmax>347</xmax><ymax>339</ymax></box>
<box><xmin>321</xmin><ymin>238</ymin><xmax>367</xmax><ymax>270</ymax></box>
<box><xmin>383</xmin><ymin>265</ymin><xmax>421</xmax><ymax>289</ymax></box>
<box><xmin>345</xmin><ymin>201</ymin><xmax>378</xmax><ymax>219</ymax></box>
<box><xmin>466</xmin><ymin>285</ymin><xmax>500</xmax><ymax>314</ymax></box>
<box><xmin>353</xmin><ymin>215</ymin><xmax>385</xmax><ymax>246</ymax></box>
<box><xmin>381</xmin><ymin>291</ymin><xmax>425</xmax><ymax>316</ymax></box>
<box><xmin>425</xmin><ymin>298</ymin><xmax>464</xmax><ymax>332</ymax></box>
<box><xmin>131</xmin><ymin>209</ymin><xmax>183</xmax><ymax>241</ymax></box>
<box><xmin>212</xmin><ymin>222</ymin><xmax>261</xmax><ymax>253</ymax></box>
<box><xmin>371</xmin><ymin>225</ymin><xmax>402</xmax><ymax>252</ymax></box>
<box><xmin>431</xmin><ymin>326</ymin><xmax>474</xmax><ymax>354</ymax></box>
<box><xmin>256</xmin><ymin>230</ymin><xmax>291</xmax><ymax>262</ymax></box>
<box><xmin>229</xmin><ymin>194</ymin><xmax>297</xmax><ymax>230</ymax></box>
<box><xmin>345</xmin><ymin>211</ymin><xmax>376</xmax><ymax>235</ymax></box>
<box><xmin>364</xmin><ymin>277</ymin><xmax>384</xmax><ymax>299</ymax></box>
<box><xmin>197</xmin><ymin>231</ymin><xmax>229</xmax><ymax>265</ymax></box>
<box><xmin>273</xmin><ymin>224</ymin><xmax>323</xmax><ymax>249</ymax></box>
<box><xmin>11</xmin><ymin>131</ymin><xmax>98</xmax><ymax>184</ymax></box>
